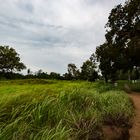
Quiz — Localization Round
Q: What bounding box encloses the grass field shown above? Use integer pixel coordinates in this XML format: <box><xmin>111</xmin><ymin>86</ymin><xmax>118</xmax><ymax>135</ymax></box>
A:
<box><xmin>0</xmin><ymin>79</ymin><xmax>134</xmax><ymax>140</ymax></box>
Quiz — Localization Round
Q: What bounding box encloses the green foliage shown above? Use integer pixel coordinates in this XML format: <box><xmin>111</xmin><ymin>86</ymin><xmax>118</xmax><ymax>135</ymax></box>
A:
<box><xmin>95</xmin><ymin>0</ymin><xmax>140</xmax><ymax>82</ymax></box>
<box><xmin>96</xmin><ymin>43</ymin><xmax>113</xmax><ymax>82</ymax></box>
<box><xmin>66</xmin><ymin>63</ymin><xmax>80</xmax><ymax>80</ymax></box>
<box><xmin>0</xmin><ymin>80</ymin><xmax>134</xmax><ymax>140</ymax></box>
<box><xmin>129</xmin><ymin>81</ymin><xmax>140</xmax><ymax>92</ymax></box>
<box><xmin>80</xmin><ymin>58</ymin><xmax>98</xmax><ymax>81</ymax></box>
<box><xmin>0</xmin><ymin>46</ymin><xmax>26</xmax><ymax>73</ymax></box>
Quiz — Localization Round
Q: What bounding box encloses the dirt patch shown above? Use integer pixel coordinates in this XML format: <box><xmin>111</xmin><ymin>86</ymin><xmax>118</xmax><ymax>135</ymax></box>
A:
<box><xmin>103</xmin><ymin>125</ymin><xmax>129</xmax><ymax>140</ymax></box>
<box><xmin>102</xmin><ymin>92</ymin><xmax>140</xmax><ymax>140</ymax></box>
<box><xmin>129</xmin><ymin>92</ymin><xmax>140</xmax><ymax>140</ymax></box>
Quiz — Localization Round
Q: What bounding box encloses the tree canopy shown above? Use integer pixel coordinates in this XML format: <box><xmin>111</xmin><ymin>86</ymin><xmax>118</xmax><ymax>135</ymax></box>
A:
<box><xmin>0</xmin><ymin>46</ymin><xmax>26</xmax><ymax>73</ymax></box>
<box><xmin>96</xmin><ymin>0</ymin><xmax>140</xmax><ymax>82</ymax></box>
<box><xmin>67</xmin><ymin>63</ymin><xmax>80</xmax><ymax>79</ymax></box>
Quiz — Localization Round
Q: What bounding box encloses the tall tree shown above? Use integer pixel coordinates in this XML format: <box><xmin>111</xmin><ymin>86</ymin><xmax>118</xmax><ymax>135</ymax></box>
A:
<box><xmin>67</xmin><ymin>63</ymin><xmax>80</xmax><ymax>79</ymax></box>
<box><xmin>80</xmin><ymin>58</ymin><xmax>98</xmax><ymax>81</ymax></box>
<box><xmin>96</xmin><ymin>43</ymin><xmax>113</xmax><ymax>83</ymax></box>
<box><xmin>0</xmin><ymin>46</ymin><xmax>26</xmax><ymax>73</ymax></box>
<box><xmin>105</xmin><ymin>0</ymin><xmax>140</xmax><ymax>69</ymax></box>
<box><xmin>96</xmin><ymin>0</ymin><xmax>140</xmax><ymax>82</ymax></box>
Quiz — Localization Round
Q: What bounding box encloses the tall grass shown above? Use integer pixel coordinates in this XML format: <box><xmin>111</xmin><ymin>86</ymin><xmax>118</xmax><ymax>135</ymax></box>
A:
<box><xmin>115</xmin><ymin>80</ymin><xmax>140</xmax><ymax>92</ymax></box>
<box><xmin>0</xmin><ymin>80</ymin><xmax>134</xmax><ymax>140</ymax></box>
<box><xmin>129</xmin><ymin>82</ymin><xmax>140</xmax><ymax>92</ymax></box>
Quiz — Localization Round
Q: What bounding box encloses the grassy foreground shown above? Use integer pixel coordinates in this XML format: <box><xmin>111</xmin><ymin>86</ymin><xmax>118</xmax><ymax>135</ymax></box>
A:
<box><xmin>0</xmin><ymin>79</ymin><xmax>134</xmax><ymax>140</ymax></box>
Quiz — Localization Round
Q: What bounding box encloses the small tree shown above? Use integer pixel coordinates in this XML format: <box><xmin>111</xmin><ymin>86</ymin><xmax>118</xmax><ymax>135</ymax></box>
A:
<box><xmin>0</xmin><ymin>46</ymin><xmax>26</xmax><ymax>73</ymax></box>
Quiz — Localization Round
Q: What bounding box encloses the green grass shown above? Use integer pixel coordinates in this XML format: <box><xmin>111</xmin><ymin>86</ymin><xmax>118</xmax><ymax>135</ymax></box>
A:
<box><xmin>116</xmin><ymin>80</ymin><xmax>140</xmax><ymax>92</ymax></box>
<box><xmin>128</xmin><ymin>82</ymin><xmax>140</xmax><ymax>92</ymax></box>
<box><xmin>0</xmin><ymin>79</ymin><xmax>134</xmax><ymax>140</ymax></box>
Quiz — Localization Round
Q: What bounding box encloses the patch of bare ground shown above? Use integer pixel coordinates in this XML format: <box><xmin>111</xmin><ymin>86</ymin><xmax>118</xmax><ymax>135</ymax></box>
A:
<box><xmin>103</xmin><ymin>125</ymin><xmax>129</xmax><ymax>140</ymax></box>
<box><xmin>102</xmin><ymin>92</ymin><xmax>140</xmax><ymax>140</ymax></box>
<box><xmin>129</xmin><ymin>93</ymin><xmax>140</xmax><ymax>140</ymax></box>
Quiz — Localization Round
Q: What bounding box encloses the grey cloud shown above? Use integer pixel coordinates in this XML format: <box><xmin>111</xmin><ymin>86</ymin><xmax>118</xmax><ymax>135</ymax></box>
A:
<box><xmin>0</xmin><ymin>0</ymin><xmax>125</xmax><ymax>74</ymax></box>
<box><xmin>16</xmin><ymin>1</ymin><xmax>34</xmax><ymax>13</ymax></box>
<box><xmin>84</xmin><ymin>0</ymin><xmax>125</xmax><ymax>6</ymax></box>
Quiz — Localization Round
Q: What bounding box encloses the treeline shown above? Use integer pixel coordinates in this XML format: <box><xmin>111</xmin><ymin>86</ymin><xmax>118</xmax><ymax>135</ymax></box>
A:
<box><xmin>0</xmin><ymin>56</ymin><xmax>98</xmax><ymax>81</ymax></box>
<box><xmin>0</xmin><ymin>45</ymin><xmax>98</xmax><ymax>81</ymax></box>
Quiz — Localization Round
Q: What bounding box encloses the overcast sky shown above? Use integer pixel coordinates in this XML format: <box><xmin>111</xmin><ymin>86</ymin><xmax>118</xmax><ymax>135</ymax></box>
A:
<box><xmin>0</xmin><ymin>0</ymin><xmax>125</xmax><ymax>74</ymax></box>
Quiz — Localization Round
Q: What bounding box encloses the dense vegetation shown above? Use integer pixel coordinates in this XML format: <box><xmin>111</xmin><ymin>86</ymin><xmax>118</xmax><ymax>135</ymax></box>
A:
<box><xmin>0</xmin><ymin>46</ymin><xmax>26</xmax><ymax>73</ymax></box>
<box><xmin>0</xmin><ymin>80</ymin><xmax>134</xmax><ymax>140</ymax></box>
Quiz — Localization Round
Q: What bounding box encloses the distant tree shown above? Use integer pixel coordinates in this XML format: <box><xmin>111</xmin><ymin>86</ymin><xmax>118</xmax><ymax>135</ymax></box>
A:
<box><xmin>38</xmin><ymin>72</ymin><xmax>48</xmax><ymax>79</ymax></box>
<box><xmin>27</xmin><ymin>68</ymin><xmax>31</xmax><ymax>75</ymax></box>
<box><xmin>0</xmin><ymin>46</ymin><xmax>26</xmax><ymax>73</ymax></box>
<box><xmin>34</xmin><ymin>69</ymin><xmax>49</xmax><ymax>79</ymax></box>
<box><xmin>80</xmin><ymin>58</ymin><xmax>98</xmax><ymax>81</ymax></box>
<box><xmin>67</xmin><ymin>63</ymin><xmax>80</xmax><ymax>80</ymax></box>
<box><xmin>36</xmin><ymin>69</ymin><xmax>43</xmax><ymax>75</ymax></box>
<box><xmin>63</xmin><ymin>73</ymin><xmax>71</xmax><ymax>80</ymax></box>
<box><xmin>49</xmin><ymin>72</ymin><xmax>61</xmax><ymax>80</ymax></box>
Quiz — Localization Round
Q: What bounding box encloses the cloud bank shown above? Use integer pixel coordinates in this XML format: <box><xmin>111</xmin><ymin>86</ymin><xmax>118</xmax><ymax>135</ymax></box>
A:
<box><xmin>0</xmin><ymin>0</ymin><xmax>125</xmax><ymax>74</ymax></box>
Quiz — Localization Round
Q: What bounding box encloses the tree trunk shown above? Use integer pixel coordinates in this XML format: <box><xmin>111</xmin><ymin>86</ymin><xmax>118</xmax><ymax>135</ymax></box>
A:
<box><xmin>105</xmin><ymin>75</ymin><xmax>108</xmax><ymax>83</ymax></box>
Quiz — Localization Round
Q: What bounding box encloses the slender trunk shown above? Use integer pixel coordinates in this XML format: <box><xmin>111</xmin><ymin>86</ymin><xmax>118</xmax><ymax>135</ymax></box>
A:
<box><xmin>105</xmin><ymin>75</ymin><xmax>108</xmax><ymax>83</ymax></box>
